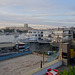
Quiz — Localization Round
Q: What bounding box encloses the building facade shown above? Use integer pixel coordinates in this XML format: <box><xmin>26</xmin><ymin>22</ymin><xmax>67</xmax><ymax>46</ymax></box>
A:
<box><xmin>43</xmin><ymin>30</ymin><xmax>52</xmax><ymax>41</ymax></box>
<box><xmin>26</xmin><ymin>29</ymin><xmax>43</xmax><ymax>41</ymax></box>
<box><xmin>52</xmin><ymin>28</ymin><xmax>63</xmax><ymax>42</ymax></box>
<box><xmin>63</xmin><ymin>29</ymin><xmax>73</xmax><ymax>40</ymax></box>
<box><xmin>24</xmin><ymin>24</ymin><xmax>28</xmax><ymax>31</ymax></box>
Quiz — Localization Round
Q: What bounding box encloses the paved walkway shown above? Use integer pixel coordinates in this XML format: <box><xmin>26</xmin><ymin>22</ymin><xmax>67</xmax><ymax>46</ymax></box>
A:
<box><xmin>0</xmin><ymin>54</ymin><xmax>47</xmax><ymax>75</ymax></box>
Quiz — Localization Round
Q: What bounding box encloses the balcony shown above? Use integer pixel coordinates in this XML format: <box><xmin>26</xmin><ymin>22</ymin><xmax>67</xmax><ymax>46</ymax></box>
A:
<box><xmin>63</xmin><ymin>33</ymin><xmax>72</xmax><ymax>36</ymax></box>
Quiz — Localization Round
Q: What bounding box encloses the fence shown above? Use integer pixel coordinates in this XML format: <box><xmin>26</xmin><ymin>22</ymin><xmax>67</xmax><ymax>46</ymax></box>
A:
<box><xmin>0</xmin><ymin>51</ymin><xmax>32</xmax><ymax>61</ymax></box>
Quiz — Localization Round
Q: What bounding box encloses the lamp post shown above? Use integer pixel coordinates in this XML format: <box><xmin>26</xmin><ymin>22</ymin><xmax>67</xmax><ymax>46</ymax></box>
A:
<box><xmin>43</xmin><ymin>49</ymin><xmax>44</xmax><ymax>65</ymax></box>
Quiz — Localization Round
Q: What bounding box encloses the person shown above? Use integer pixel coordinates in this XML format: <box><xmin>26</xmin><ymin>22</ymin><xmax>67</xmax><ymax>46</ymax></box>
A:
<box><xmin>40</xmin><ymin>61</ymin><xmax>42</xmax><ymax>68</ymax></box>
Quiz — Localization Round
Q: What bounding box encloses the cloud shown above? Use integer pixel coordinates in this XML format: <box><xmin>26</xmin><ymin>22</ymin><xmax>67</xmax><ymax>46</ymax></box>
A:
<box><xmin>0</xmin><ymin>0</ymin><xmax>75</xmax><ymax>28</ymax></box>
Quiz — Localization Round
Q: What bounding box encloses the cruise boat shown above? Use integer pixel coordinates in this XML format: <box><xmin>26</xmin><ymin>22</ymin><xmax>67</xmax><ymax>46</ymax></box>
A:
<box><xmin>0</xmin><ymin>42</ymin><xmax>31</xmax><ymax>56</ymax></box>
<box><xmin>0</xmin><ymin>42</ymin><xmax>31</xmax><ymax>61</ymax></box>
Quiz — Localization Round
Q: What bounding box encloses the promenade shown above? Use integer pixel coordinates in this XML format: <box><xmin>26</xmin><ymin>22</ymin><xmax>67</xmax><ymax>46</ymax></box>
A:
<box><xmin>0</xmin><ymin>54</ymin><xmax>47</xmax><ymax>75</ymax></box>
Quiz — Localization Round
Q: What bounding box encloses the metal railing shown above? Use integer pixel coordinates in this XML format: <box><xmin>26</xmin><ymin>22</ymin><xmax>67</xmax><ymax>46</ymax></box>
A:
<box><xmin>24</xmin><ymin>58</ymin><xmax>62</xmax><ymax>75</ymax></box>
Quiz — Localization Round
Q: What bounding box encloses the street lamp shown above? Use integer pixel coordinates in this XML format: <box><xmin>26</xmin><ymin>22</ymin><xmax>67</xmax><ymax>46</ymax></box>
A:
<box><xmin>43</xmin><ymin>49</ymin><xmax>44</xmax><ymax>65</ymax></box>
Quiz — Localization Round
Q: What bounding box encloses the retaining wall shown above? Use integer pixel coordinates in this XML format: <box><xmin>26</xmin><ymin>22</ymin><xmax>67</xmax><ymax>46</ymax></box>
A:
<box><xmin>25</xmin><ymin>59</ymin><xmax>62</xmax><ymax>75</ymax></box>
<box><xmin>0</xmin><ymin>51</ymin><xmax>32</xmax><ymax>61</ymax></box>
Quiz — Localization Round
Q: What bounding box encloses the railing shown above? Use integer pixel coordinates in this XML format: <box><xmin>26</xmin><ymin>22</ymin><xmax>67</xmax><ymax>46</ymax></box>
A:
<box><xmin>24</xmin><ymin>58</ymin><xmax>62</xmax><ymax>75</ymax></box>
<box><xmin>63</xmin><ymin>33</ymin><xmax>72</xmax><ymax>35</ymax></box>
<box><xmin>0</xmin><ymin>51</ymin><xmax>32</xmax><ymax>61</ymax></box>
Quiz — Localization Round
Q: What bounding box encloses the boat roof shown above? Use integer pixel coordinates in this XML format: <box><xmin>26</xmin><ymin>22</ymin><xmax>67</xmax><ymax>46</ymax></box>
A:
<box><xmin>0</xmin><ymin>43</ymin><xmax>16</xmax><ymax>48</ymax></box>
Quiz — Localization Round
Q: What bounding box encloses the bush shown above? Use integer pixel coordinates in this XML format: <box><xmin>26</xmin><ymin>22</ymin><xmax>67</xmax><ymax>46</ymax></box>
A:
<box><xmin>60</xmin><ymin>66</ymin><xmax>75</xmax><ymax>75</ymax></box>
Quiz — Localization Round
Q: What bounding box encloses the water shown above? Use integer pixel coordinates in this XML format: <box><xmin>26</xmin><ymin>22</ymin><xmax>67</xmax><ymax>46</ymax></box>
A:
<box><xmin>30</xmin><ymin>43</ymin><xmax>51</xmax><ymax>52</ymax></box>
<box><xmin>30</xmin><ymin>42</ymin><xmax>58</xmax><ymax>62</ymax></box>
<box><xmin>0</xmin><ymin>34</ymin><xmax>51</xmax><ymax>51</ymax></box>
<box><xmin>0</xmin><ymin>33</ymin><xmax>26</xmax><ymax>43</ymax></box>
<box><xmin>0</xmin><ymin>34</ymin><xmax>58</xmax><ymax>62</ymax></box>
<box><xmin>0</xmin><ymin>35</ymin><xmax>14</xmax><ymax>42</ymax></box>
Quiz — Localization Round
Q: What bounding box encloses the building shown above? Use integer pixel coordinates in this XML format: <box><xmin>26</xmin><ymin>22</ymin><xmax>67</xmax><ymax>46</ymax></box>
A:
<box><xmin>43</xmin><ymin>30</ymin><xmax>52</xmax><ymax>41</ymax></box>
<box><xmin>63</xmin><ymin>28</ymin><xmax>73</xmax><ymax>41</ymax></box>
<box><xmin>62</xmin><ymin>27</ymin><xmax>75</xmax><ymax>42</ymax></box>
<box><xmin>72</xmin><ymin>27</ymin><xmax>75</xmax><ymax>38</ymax></box>
<box><xmin>59</xmin><ymin>38</ymin><xmax>75</xmax><ymax>65</ymax></box>
<box><xmin>51</xmin><ymin>27</ymin><xmax>75</xmax><ymax>42</ymax></box>
<box><xmin>26</xmin><ymin>29</ymin><xmax>43</xmax><ymax>41</ymax></box>
<box><xmin>24</xmin><ymin>24</ymin><xmax>28</xmax><ymax>31</ymax></box>
<box><xmin>52</xmin><ymin>28</ymin><xmax>63</xmax><ymax>42</ymax></box>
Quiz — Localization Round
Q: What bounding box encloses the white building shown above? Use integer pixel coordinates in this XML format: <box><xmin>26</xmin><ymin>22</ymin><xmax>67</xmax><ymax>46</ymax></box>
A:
<box><xmin>63</xmin><ymin>28</ymin><xmax>73</xmax><ymax>40</ymax></box>
<box><xmin>24</xmin><ymin>24</ymin><xmax>28</xmax><ymax>31</ymax></box>
<box><xmin>43</xmin><ymin>30</ymin><xmax>52</xmax><ymax>41</ymax></box>
<box><xmin>26</xmin><ymin>29</ymin><xmax>43</xmax><ymax>41</ymax></box>
<box><xmin>52</xmin><ymin>28</ymin><xmax>63</xmax><ymax>42</ymax></box>
<box><xmin>52</xmin><ymin>27</ymin><xmax>75</xmax><ymax>42</ymax></box>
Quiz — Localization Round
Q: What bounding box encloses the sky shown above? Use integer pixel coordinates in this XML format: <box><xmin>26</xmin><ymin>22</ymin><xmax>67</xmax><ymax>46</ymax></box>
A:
<box><xmin>0</xmin><ymin>0</ymin><xmax>75</xmax><ymax>29</ymax></box>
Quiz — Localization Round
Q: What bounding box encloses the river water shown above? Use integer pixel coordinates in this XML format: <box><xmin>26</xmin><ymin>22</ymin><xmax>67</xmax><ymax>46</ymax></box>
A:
<box><xmin>0</xmin><ymin>33</ymin><xmax>58</xmax><ymax>62</ymax></box>
<box><xmin>0</xmin><ymin>33</ymin><xmax>26</xmax><ymax>43</ymax></box>
<box><xmin>0</xmin><ymin>33</ymin><xmax>51</xmax><ymax>51</ymax></box>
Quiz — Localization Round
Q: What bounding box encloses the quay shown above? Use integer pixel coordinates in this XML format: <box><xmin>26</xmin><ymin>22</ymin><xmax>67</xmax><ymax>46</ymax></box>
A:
<box><xmin>19</xmin><ymin>39</ymin><xmax>51</xmax><ymax>44</ymax></box>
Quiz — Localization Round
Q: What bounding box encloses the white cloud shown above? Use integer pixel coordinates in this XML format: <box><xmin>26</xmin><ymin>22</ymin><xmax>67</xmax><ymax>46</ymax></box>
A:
<box><xmin>0</xmin><ymin>0</ymin><xmax>75</xmax><ymax>28</ymax></box>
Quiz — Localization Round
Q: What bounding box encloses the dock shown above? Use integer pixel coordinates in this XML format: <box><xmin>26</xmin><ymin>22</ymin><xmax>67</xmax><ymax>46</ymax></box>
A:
<box><xmin>19</xmin><ymin>39</ymin><xmax>51</xmax><ymax>44</ymax></box>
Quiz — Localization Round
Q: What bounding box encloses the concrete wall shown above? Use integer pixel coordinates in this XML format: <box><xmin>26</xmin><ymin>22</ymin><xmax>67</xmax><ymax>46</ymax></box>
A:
<box><xmin>62</xmin><ymin>43</ymin><xmax>70</xmax><ymax>65</ymax></box>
